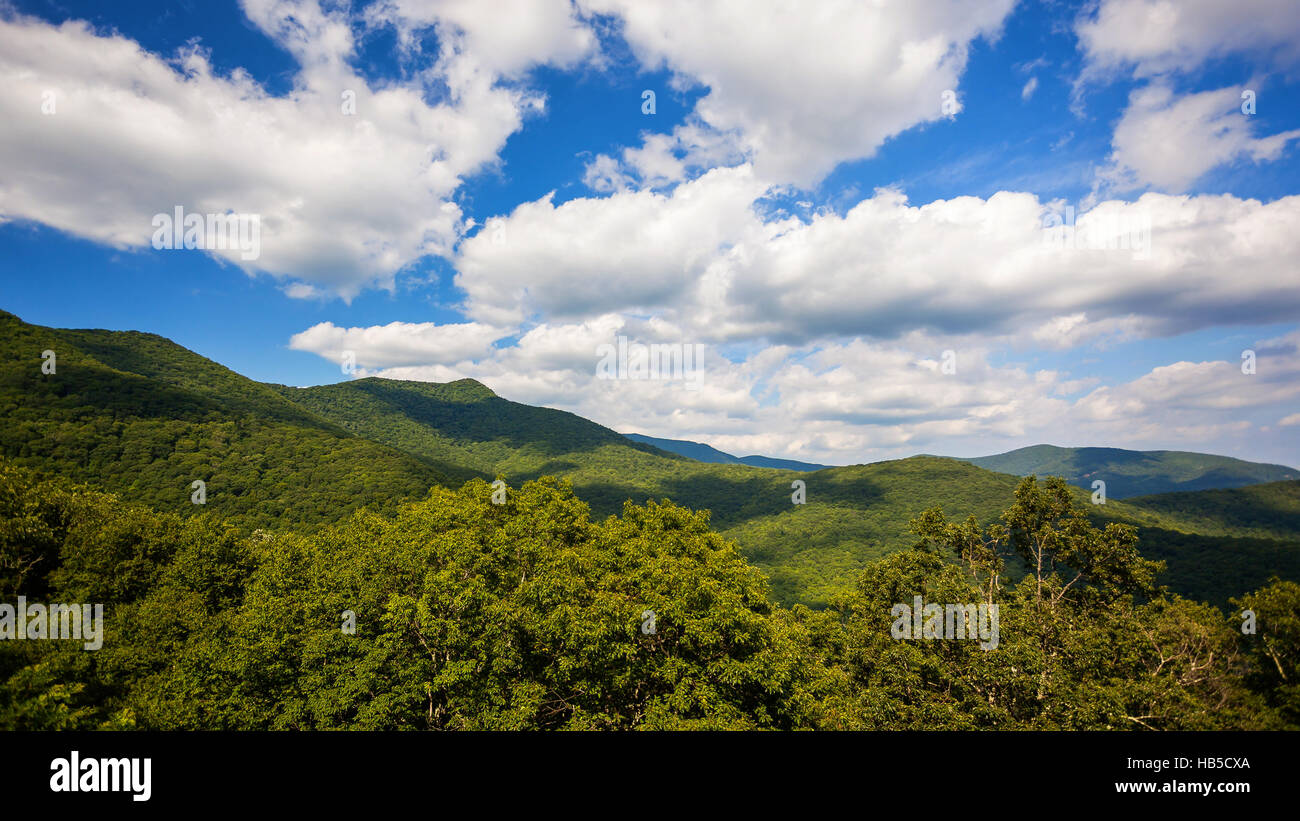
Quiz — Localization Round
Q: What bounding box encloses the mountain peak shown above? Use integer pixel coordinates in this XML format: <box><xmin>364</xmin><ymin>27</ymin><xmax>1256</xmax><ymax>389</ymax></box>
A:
<box><xmin>441</xmin><ymin>377</ymin><xmax>496</xmax><ymax>400</ymax></box>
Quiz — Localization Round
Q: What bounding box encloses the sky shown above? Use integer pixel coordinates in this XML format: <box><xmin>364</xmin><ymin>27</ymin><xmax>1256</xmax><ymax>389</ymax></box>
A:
<box><xmin>1</xmin><ymin>0</ymin><xmax>1298</xmax><ymax>467</ymax></box>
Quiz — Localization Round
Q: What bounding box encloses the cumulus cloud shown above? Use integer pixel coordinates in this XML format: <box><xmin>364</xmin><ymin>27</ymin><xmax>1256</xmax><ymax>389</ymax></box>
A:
<box><xmin>0</xmin><ymin>0</ymin><xmax>592</xmax><ymax>298</ymax></box>
<box><xmin>1077</xmin><ymin>0</ymin><xmax>1300</xmax><ymax>78</ymax></box>
<box><xmin>364</xmin><ymin>0</ymin><xmax>595</xmax><ymax>79</ymax></box>
<box><xmin>579</xmin><ymin>0</ymin><xmax>1016</xmax><ymax>187</ymax></box>
<box><xmin>456</xmin><ymin>171</ymin><xmax>1300</xmax><ymax>347</ymax></box>
<box><xmin>288</xmin><ymin>320</ymin><xmax>507</xmax><ymax>369</ymax></box>
<box><xmin>582</xmin><ymin>153</ymin><xmax>633</xmax><ymax>193</ymax></box>
<box><xmin>1101</xmin><ymin>84</ymin><xmax>1300</xmax><ymax>192</ymax></box>
<box><xmin>1064</xmin><ymin>330</ymin><xmax>1300</xmax><ymax>449</ymax></box>
<box><xmin>455</xmin><ymin>165</ymin><xmax>774</xmax><ymax>327</ymax></box>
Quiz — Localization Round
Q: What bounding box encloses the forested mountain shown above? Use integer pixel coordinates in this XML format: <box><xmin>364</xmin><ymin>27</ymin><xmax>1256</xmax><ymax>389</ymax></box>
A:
<box><xmin>0</xmin><ymin>311</ymin><xmax>447</xmax><ymax>530</ymax></box>
<box><xmin>4</xmin><ymin>312</ymin><xmax>1300</xmax><ymax>731</ymax></box>
<box><xmin>622</xmin><ymin>433</ymin><xmax>831</xmax><ymax>471</ymax></box>
<box><xmin>737</xmin><ymin>454</ymin><xmax>835</xmax><ymax>471</ymax></box>
<box><xmin>2</xmin><ymin>311</ymin><xmax>1298</xmax><ymax>612</ymax></box>
<box><xmin>1123</xmin><ymin>480</ymin><xmax>1300</xmax><ymax>542</ymax></box>
<box><xmin>964</xmin><ymin>444</ymin><xmax>1299</xmax><ymax>498</ymax></box>
<box><xmin>271</xmin><ymin>373</ymin><xmax>1300</xmax><ymax>608</ymax></box>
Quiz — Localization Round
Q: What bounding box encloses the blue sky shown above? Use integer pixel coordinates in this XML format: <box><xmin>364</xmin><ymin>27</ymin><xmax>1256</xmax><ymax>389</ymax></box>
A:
<box><xmin>1</xmin><ymin>0</ymin><xmax>1298</xmax><ymax>466</ymax></box>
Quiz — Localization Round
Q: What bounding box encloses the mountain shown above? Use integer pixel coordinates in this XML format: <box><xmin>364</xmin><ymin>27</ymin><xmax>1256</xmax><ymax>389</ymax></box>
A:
<box><xmin>0</xmin><ymin>310</ymin><xmax>450</xmax><ymax>530</ymax></box>
<box><xmin>274</xmin><ymin>377</ymin><xmax>800</xmax><ymax>528</ymax></box>
<box><xmin>963</xmin><ymin>444</ymin><xmax>1299</xmax><ymax>498</ymax></box>
<box><xmin>622</xmin><ymin>432</ymin><xmax>742</xmax><ymax>464</ymax></box>
<box><xmin>6</xmin><ymin>455</ymin><xmax>1296</xmax><ymax>732</ymax></box>
<box><xmin>623</xmin><ymin>432</ymin><xmax>831</xmax><ymax>471</ymax></box>
<box><xmin>2</xmin><ymin>310</ymin><xmax>1298</xmax><ymax>610</ymax></box>
<box><xmin>1122</xmin><ymin>479</ymin><xmax>1300</xmax><ymax>542</ymax></box>
<box><xmin>737</xmin><ymin>454</ymin><xmax>834</xmax><ymax>471</ymax></box>
<box><xmin>257</xmin><ymin>378</ymin><xmax>1300</xmax><ymax>608</ymax></box>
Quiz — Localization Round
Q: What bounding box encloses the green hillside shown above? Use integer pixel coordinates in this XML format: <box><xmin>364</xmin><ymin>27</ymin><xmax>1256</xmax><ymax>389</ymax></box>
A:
<box><xmin>278</xmin><ymin>379</ymin><xmax>1029</xmax><ymax>605</ymax></box>
<box><xmin>277</xmin><ymin>376</ymin><xmax>803</xmax><ymax>528</ymax></box>
<box><xmin>5</xmin><ymin>458</ymin><xmax>1298</xmax><ymax>731</ymax></box>
<box><xmin>269</xmin><ymin>378</ymin><xmax>1300</xmax><ymax>609</ymax></box>
<box><xmin>964</xmin><ymin>444</ymin><xmax>1299</xmax><ymax>498</ymax></box>
<box><xmin>1095</xmin><ymin>481</ymin><xmax>1300</xmax><ymax>605</ymax></box>
<box><xmin>0</xmin><ymin>311</ymin><xmax>447</xmax><ymax>530</ymax></box>
<box><xmin>717</xmin><ymin>457</ymin><xmax>1021</xmax><ymax>606</ymax></box>
<box><xmin>3</xmin><ymin>311</ymin><xmax>1298</xmax><ymax>611</ymax></box>
<box><xmin>1122</xmin><ymin>480</ymin><xmax>1300</xmax><ymax>542</ymax></box>
<box><xmin>275</xmin><ymin>377</ymin><xmax>677</xmax><ymax>487</ymax></box>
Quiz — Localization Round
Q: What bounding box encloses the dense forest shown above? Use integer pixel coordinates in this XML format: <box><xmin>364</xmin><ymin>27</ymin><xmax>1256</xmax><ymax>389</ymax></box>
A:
<box><xmin>2</xmin><ymin>460</ymin><xmax>1296</xmax><ymax>730</ymax></box>
<box><xmin>4</xmin><ymin>310</ymin><xmax>1299</xmax><ymax>610</ymax></box>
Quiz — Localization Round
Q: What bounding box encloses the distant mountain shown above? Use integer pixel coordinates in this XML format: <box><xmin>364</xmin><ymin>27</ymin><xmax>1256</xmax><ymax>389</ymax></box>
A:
<box><xmin>962</xmin><ymin>444</ymin><xmax>1299</xmax><ymax>499</ymax></box>
<box><xmin>621</xmin><ymin>433</ymin><xmax>740</xmax><ymax>464</ymax></box>
<box><xmin>737</xmin><ymin>454</ymin><xmax>834</xmax><ymax>471</ymax></box>
<box><xmin>623</xmin><ymin>433</ymin><xmax>831</xmax><ymax>472</ymax></box>
<box><xmin>1095</xmin><ymin>479</ymin><xmax>1300</xmax><ymax>607</ymax></box>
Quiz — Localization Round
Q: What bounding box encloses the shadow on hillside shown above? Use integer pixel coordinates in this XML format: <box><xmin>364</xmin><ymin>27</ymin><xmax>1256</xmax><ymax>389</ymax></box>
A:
<box><xmin>346</xmin><ymin>380</ymin><xmax>633</xmax><ymax>457</ymax></box>
<box><xmin>1134</xmin><ymin>526</ymin><xmax>1300</xmax><ymax>608</ymax></box>
<box><xmin>557</xmin><ymin>470</ymin><xmax>887</xmax><ymax>530</ymax></box>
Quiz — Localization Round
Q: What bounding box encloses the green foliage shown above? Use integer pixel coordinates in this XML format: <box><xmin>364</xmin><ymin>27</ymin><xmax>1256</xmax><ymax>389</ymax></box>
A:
<box><xmin>1123</xmin><ymin>479</ymin><xmax>1300</xmax><ymax>541</ymax></box>
<box><xmin>271</xmin><ymin>374</ymin><xmax>1300</xmax><ymax>608</ymax></box>
<box><xmin>3</xmin><ymin>310</ymin><xmax>1298</xmax><ymax>614</ymax></box>
<box><xmin>1233</xmin><ymin>580</ymin><xmax>1300</xmax><ymax>725</ymax></box>
<box><xmin>0</xmin><ymin>311</ymin><xmax>447</xmax><ymax>531</ymax></box>
<box><xmin>0</xmin><ymin>462</ymin><xmax>1292</xmax><ymax>730</ymax></box>
<box><xmin>828</xmin><ymin>481</ymin><xmax>1276</xmax><ymax>730</ymax></box>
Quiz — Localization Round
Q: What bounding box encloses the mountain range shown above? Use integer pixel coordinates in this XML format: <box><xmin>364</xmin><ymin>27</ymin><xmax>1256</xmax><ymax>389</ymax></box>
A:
<box><xmin>621</xmin><ymin>433</ymin><xmax>832</xmax><ymax>471</ymax></box>
<box><xmin>3</xmin><ymin>309</ymin><xmax>1297</xmax><ymax>609</ymax></box>
<box><xmin>962</xmin><ymin>444</ymin><xmax>1298</xmax><ymax>498</ymax></box>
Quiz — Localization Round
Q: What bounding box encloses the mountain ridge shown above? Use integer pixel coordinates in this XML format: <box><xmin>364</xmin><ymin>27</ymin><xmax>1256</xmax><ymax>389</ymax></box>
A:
<box><xmin>3</xmin><ymin>309</ymin><xmax>1297</xmax><ymax>609</ymax></box>
<box><xmin>622</xmin><ymin>432</ymin><xmax>833</xmax><ymax>471</ymax></box>
<box><xmin>962</xmin><ymin>443</ymin><xmax>1299</xmax><ymax>498</ymax></box>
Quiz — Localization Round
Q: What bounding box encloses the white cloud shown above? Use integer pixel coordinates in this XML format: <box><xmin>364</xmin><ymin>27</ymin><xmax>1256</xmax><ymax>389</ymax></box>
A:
<box><xmin>1021</xmin><ymin>76</ymin><xmax>1039</xmax><ymax>100</ymax></box>
<box><xmin>457</xmin><ymin>172</ymin><xmax>1300</xmax><ymax>347</ymax></box>
<box><xmin>455</xmin><ymin>165</ymin><xmax>774</xmax><ymax>327</ymax></box>
<box><xmin>1102</xmin><ymin>84</ymin><xmax>1300</xmax><ymax>192</ymax></box>
<box><xmin>580</xmin><ymin>0</ymin><xmax>1016</xmax><ymax>187</ymax></box>
<box><xmin>1064</xmin><ymin>331</ymin><xmax>1300</xmax><ymax>450</ymax></box>
<box><xmin>0</xmin><ymin>1</ymin><xmax>591</xmax><ymax>298</ymax></box>
<box><xmin>289</xmin><ymin>320</ymin><xmax>506</xmax><ymax>368</ymax></box>
<box><xmin>364</xmin><ymin>0</ymin><xmax>595</xmax><ymax>79</ymax></box>
<box><xmin>1077</xmin><ymin>0</ymin><xmax>1300</xmax><ymax>79</ymax></box>
<box><xmin>582</xmin><ymin>154</ymin><xmax>633</xmax><ymax>193</ymax></box>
